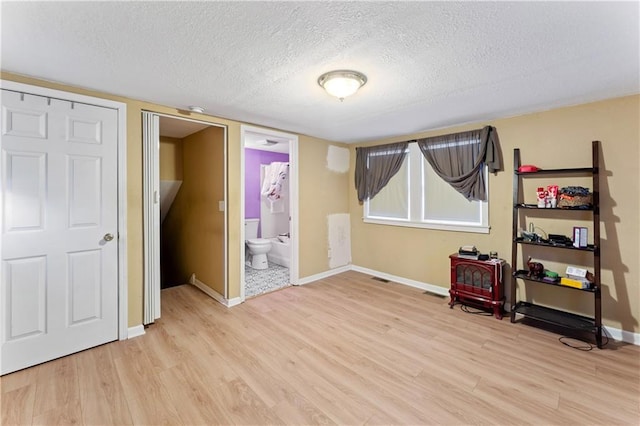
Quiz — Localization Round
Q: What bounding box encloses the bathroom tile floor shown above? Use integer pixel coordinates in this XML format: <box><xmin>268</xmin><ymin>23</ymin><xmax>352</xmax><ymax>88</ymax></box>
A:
<box><xmin>245</xmin><ymin>263</ymin><xmax>290</xmax><ymax>298</ymax></box>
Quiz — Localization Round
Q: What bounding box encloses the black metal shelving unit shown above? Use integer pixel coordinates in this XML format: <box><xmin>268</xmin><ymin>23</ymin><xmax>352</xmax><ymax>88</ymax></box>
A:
<box><xmin>510</xmin><ymin>141</ymin><xmax>602</xmax><ymax>348</ymax></box>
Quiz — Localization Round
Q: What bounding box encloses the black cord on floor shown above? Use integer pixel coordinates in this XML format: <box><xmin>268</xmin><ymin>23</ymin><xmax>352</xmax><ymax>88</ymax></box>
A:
<box><xmin>559</xmin><ymin>336</ymin><xmax>593</xmax><ymax>351</ymax></box>
<box><xmin>459</xmin><ymin>304</ymin><xmax>493</xmax><ymax>316</ymax></box>
<box><xmin>457</xmin><ymin>303</ymin><xmax>612</xmax><ymax>350</ymax></box>
<box><xmin>558</xmin><ymin>333</ymin><xmax>610</xmax><ymax>350</ymax></box>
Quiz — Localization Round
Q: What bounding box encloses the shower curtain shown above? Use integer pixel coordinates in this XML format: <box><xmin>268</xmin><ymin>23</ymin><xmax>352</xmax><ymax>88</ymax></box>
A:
<box><xmin>261</xmin><ymin>162</ymin><xmax>289</xmax><ymax>201</ymax></box>
<box><xmin>260</xmin><ymin>162</ymin><xmax>290</xmax><ymax>238</ymax></box>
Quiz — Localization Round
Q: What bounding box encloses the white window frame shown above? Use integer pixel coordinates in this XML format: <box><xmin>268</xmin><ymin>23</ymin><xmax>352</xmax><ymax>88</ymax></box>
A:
<box><xmin>363</xmin><ymin>144</ymin><xmax>490</xmax><ymax>234</ymax></box>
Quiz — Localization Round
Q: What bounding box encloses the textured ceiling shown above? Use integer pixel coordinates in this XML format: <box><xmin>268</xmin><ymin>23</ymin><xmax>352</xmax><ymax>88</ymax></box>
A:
<box><xmin>2</xmin><ymin>2</ymin><xmax>638</xmax><ymax>143</ymax></box>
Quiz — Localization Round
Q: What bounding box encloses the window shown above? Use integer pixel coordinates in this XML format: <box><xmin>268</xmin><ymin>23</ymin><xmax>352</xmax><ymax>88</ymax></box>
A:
<box><xmin>364</xmin><ymin>144</ymin><xmax>489</xmax><ymax>233</ymax></box>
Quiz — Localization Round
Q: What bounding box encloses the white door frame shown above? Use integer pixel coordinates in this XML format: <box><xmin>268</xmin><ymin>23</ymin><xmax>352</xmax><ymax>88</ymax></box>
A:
<box><xmin>142</xmin><ymin>112</ymin><xmax>228</xmax><ymax>319</ymax></box>
<box><xmin>0</xmin><ymin>80</ymin><xmax>128</xmax><ymax>340</ymax></box>
<box><xmin>239</xmin><ymin>125</ymin><xmax>299</xmax><ymax>301</ymax></box>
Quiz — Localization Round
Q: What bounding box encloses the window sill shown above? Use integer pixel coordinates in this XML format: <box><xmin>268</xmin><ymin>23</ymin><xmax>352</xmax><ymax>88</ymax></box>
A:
<box><xmin>363</xmin><ymin>218</ymin><xmax>490</xmax><ymax>234</ymax></box>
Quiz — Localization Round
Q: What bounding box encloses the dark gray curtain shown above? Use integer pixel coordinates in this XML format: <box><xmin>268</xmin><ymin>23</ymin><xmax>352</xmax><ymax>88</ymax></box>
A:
<box><xmin>417</xmin><ymin>126</ymin><xmax>501</xmax><ymax>201</ymax></box>
<box><xmin>355</xmin><ymin>142</ymin><xmax>408</xmax><ymax>202</ymax></box>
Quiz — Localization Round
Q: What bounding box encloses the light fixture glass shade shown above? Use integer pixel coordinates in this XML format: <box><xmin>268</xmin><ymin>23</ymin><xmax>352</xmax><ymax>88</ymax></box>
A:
<box><xmin>318</xmin><ymin>70</ymin><xmax>367</xmax><ymax>100</ymax></box>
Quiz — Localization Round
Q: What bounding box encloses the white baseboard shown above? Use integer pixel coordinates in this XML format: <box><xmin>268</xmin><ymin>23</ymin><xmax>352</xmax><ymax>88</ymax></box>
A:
<box><xmin>190</xmin><ymin>274</ymin><xmax>243</xmax><ymax>308</ymax></box>
<box><xmin>127</xmin><ymin>325</ymin><xmax>145</xmax><ymax>339</ymax></box>
<box><xmin>295</xmin><ymin>264</ymin><xmax>448</xmax><ymax>298</ymax></box>
<box><xmin>603</xmin><ymin>326</ymin><xmax>640</xmax><ymax>346</ymax></box>
<box><xmin>226</xmin><ymin>297</ymin><xmax>243</xmax><ymax>307</ymax></box>
<box><xmin>296</xmin><ymin>265</ymin><xmax>352</xmax><ymax>285</ymax></box>
<box><xmin>351</xmin><ymin>265</ymin><xmax>449</xmax><ymax>297</ymax></box>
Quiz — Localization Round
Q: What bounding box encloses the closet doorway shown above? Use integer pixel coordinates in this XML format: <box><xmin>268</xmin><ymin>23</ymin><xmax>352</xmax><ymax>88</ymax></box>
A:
<box><xmin>240</xmin><ymin>125</ymin><xmax>299</xmax><ymax>300</ymax></box>
<box><xmin>142</xmin><ymin>112</ymin><xmax>227</xmax><ymax>324</ymax></box>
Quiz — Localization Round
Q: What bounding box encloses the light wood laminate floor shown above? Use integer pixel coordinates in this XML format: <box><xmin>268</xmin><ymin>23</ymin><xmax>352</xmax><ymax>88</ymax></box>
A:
<box><xmin>2</xmin><ymin>271</ymin><xmax>639</xmax><ymax>425</ymax></box>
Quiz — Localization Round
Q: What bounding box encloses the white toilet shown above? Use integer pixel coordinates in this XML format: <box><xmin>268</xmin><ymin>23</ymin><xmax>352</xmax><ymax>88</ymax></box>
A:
<box><xmin>245</xmin><ymin>218</ymin><xmax>272</xmax><ymax>270</ymax></box>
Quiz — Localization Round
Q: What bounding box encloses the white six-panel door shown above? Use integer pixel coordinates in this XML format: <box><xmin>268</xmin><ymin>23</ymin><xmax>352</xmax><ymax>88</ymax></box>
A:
<box><xmin>1</xmin><ymin>89</ymin><xmax>119</xmax><ymax>375</ymax></box>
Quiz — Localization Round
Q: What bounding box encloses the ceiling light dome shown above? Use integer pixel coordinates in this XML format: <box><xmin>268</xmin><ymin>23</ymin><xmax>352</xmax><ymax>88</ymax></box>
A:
<box><xmin>318</xmin><ymin>70</ymin><xmax>367</xmax><ymax>101</ymax></box>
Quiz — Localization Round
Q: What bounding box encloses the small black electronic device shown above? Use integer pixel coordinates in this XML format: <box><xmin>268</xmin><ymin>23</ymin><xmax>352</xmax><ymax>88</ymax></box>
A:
<box><xmin>548</xmin><ymin>234</ymin><xmax>573</xmax><ymax>246</ymax></box>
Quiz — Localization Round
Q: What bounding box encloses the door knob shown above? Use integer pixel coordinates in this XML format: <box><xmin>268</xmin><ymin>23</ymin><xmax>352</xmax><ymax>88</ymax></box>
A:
<box><xmin>104</xmin><ymin>233</ymin><xmax>114</xmax><ymax>242</ymax></box>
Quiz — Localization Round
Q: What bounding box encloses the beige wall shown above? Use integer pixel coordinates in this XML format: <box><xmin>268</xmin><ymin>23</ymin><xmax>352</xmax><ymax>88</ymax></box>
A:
<box><xmin>298</xmin><ymin>137</ymin><xmax>351</xmax><ymax>277</ymax></box>
<box><xmin>4</xmin><ymin>71</ymin><xmax>637</xmax><ymax>335</ymax></box>
<box><xmin>159</xmin><ymin>136</ymin><xmax>183</xmax><ymax>181</ymax></box>
<box><xmin>349</xmin><ymin>95</ymin><xmax>640</xmax><ymax>333</ymax></box>
<box><xmin>162</xmin><ymin>127</ymin><xmax>225</xmax><ymax>292</ymax></box>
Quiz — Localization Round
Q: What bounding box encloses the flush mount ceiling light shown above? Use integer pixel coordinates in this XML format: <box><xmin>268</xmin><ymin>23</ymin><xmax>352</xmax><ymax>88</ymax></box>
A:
<box><xmin>188</xmin><ymin>105</ymin><xmax>205</xmax><ymax>113</ymax></box>
<box><xmin>317</xmin><ymin>70</ymin><xmax>367</xmax><ymax>101</ymax></box>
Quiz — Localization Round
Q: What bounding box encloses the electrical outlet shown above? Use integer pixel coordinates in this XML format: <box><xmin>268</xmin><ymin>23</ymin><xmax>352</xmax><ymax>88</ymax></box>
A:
<box><xmin>328</xmin><ymin>248</ymin><xmax>332</xmax><ymax>258</ymax></box>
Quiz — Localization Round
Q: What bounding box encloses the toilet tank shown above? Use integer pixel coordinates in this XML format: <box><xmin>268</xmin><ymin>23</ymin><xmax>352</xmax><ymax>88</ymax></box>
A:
<box><xmin>245</xmin><ymin>218</ymin><xmax>260</xmax><ymax>239</ymax></box>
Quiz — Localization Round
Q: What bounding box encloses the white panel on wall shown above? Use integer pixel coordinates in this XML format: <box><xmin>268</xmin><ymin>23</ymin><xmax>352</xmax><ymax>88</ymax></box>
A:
<box><xmin>328</xmin><ymin>213</ymin><xmax>352</xmax><ymax>268</ymax></box>
<box><xmin>2</xmin><ymin>151</ymin><xmax>46</xmax><ymax>232</ymax></box>
<box><xmin>4</xmin><ymin>256</ymin><xmax>47</xmax><ymax>341</ymax></box>
<box><xmin>69</xmin><ymin>156</ymin><xmax>101</xmax><ymax>227</ymax></box>
<box><xmin>68</xmin><ymin>250</ymin><xmax>101</xmax><ymax>325</ymax></box>
<box><xmin>326</xmin><ymin>145</ymin><xmax>350</xmax><ymax>173</ymax></box>
<box><xmin>2</xmin><ymin>106</ymin><xmax>47</xmax><ymax>139</ymax></box>
<box><xmin>66</xmin><ymin>116</ymin><xmax>102</xmax><ymax>144</ymax></box>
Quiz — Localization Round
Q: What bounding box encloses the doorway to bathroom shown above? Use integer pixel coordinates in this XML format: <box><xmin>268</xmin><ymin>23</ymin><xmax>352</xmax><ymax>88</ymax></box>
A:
<box><xmin>241</xmin><ymin>125</ymin><xmax>299</xmax><ymax>299</ymax></box>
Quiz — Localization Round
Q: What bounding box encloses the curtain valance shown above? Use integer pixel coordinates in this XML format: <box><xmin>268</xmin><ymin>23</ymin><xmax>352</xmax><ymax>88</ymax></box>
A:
<box><xmin>354</xmin><ymin>126</ymin><xmax>501</xmax><ymax>203</ymax></box>
<box><xmin>355</xmin><ymin>142</ymin><xmax>408</xmax><ymax>203</ymax></box>
<box><xmin>417</xmin><ymin>126</ymin><xmax>501</xmax><ymax>201</ymax></box>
